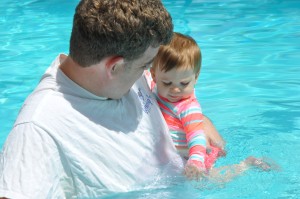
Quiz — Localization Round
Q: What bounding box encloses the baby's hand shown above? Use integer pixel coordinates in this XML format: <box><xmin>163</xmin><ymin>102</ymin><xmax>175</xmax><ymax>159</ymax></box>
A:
<box><xmin>184</xmin><ymin>161</ymin><xmax>207</xmax><ymax>181</ymax></box>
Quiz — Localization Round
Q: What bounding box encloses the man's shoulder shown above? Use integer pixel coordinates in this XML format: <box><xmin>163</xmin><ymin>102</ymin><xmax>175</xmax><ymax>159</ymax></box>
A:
<box><xmin>14</xmin><ymin>88</ymin><xmax>64</xmax><ymax>127</ymax></box>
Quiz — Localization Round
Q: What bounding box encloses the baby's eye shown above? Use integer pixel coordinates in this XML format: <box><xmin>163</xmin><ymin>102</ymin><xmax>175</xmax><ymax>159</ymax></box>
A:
<box><xmin>162</xmin><ymin>82</ymin><xmax>172</xmax><ymax>86</ymax></box>
<box><xmin>181</xmin><ymin>82</ymin><xmax>190</xmax><ymax>86</ymax></box>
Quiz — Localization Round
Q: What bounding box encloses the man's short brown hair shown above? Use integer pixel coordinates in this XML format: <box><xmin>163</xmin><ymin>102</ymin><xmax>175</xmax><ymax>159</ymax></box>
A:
<box><xmin>69</xmin><ymin>0</ymin><xmax>173</xmax><ymax>67</ymax></box>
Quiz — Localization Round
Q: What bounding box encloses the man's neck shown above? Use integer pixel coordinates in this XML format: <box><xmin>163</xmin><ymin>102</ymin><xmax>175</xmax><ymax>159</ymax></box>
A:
<box><xmin>59</xmin><ymin>56</ymin><xmax>107</xmax><ymax>98</ymax></box>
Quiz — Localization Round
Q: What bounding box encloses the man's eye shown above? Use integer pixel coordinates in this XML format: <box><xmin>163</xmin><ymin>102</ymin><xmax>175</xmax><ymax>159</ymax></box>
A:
<box><xmin>163</xmin><ymin>82</ymin><xmax>172</xmax><ymax>86</ymax></box>
<box><xmin>143</xmin><ymin>63</ymin><xmax>151</xmax><ymax>70</ymax></box>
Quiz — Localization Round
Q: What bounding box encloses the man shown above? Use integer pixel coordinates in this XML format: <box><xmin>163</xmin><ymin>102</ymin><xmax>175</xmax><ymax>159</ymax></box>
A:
<box><xmin>0</xmin><ymin>0</ymin><xmax>224</xmax><ymax>198</ymax></box>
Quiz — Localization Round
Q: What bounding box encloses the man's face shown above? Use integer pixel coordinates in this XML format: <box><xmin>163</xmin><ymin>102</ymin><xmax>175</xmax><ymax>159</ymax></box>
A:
<box><xmin>109</xmin><ymin>46</ymin><xmax>159</xmax><ymax>99</ymax></box>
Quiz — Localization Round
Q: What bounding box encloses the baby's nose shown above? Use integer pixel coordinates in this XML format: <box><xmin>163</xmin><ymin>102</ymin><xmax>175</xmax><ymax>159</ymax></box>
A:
<box><xmin>170</xmin><ymin>87</ymin><xmax>181</xmax><ymax>93</ymax></box>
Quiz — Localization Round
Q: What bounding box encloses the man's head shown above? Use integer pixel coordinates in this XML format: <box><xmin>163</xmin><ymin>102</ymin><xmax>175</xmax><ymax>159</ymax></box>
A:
<box><xmin>69</xmin><ymin>0</ymin><xmax>173</xmax><ymax>67</ymax></box>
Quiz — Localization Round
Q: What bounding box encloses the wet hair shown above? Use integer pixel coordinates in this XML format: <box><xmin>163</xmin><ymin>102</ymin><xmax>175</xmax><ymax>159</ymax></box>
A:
<box><xmin>69</xmin><ymin>0</ymin><xmax>173</xmax><ymax>67</ymax></box>
<box><xmin>152</xmin><ymin>32</ymin><xmax>201</xmax><ymax>75</ymax></box>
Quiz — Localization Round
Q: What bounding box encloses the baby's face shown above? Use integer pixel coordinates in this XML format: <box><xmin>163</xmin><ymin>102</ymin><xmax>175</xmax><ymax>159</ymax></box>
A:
<box><xmin>154</xmin><ymin>66</ymin><xmax>197</xmax><ymax>102</ymax></box>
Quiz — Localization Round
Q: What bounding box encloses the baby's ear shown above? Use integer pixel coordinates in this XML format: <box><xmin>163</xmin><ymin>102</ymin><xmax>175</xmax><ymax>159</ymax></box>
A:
<box><xmin>195</xmin><ymin>72</ymin><xmax>200</xmax><ymax>81</ymax></box>
<box><xmin>150</xmin><ymin>67</ymin><xmax>156</xmax><ymax>83</ymax></box>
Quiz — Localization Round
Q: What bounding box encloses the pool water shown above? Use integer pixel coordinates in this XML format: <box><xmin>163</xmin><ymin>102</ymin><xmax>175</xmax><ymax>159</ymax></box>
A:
<box><xmin>1</xmin><ymin>0</ymin><xmax>299</xmax><ymax>198</ymax></box>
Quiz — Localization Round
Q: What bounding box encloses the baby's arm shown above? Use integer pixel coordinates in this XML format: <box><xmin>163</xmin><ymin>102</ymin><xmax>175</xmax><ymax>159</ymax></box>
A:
<box><xmin>180</xmin><ymin>101</ymin><xmax>207</xmax><ymax>179</ymax></box>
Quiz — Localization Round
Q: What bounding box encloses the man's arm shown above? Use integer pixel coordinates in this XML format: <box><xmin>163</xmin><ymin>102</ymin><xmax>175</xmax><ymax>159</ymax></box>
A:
<box><xmin>203</xmin><ymin>115</ymin><xmax>226</xmax><ymax>155</ymax></box>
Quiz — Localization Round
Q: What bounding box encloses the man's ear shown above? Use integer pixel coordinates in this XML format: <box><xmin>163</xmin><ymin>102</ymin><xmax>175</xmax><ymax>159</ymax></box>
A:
<box><xmin>150</xmin><ymin>67</ymin><xmax>156</xmax><ymax>83</ymax></box>
<box><xmin>105</xmin><ymin>56</ymin><xmax>124</xmax><ymax>79</ymax></box>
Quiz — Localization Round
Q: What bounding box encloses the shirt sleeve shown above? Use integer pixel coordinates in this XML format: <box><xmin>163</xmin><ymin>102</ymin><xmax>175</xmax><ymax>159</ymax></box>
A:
<box><xmin>179</xmin><ymin>99</ymin><xmax>206</xmax><ymax>169</ymax></box>
<box><xmin>0</xmin><ymin>122</ymin><xmax>62</xmax><ymax>199</ymax></box>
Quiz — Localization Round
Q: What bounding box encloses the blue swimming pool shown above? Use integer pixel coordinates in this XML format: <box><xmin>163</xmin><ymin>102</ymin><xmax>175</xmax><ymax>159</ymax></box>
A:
<box><xmin>1</xmin><ymin>0</ymin><xmax>299</xmax><ymax>198</ymax></box>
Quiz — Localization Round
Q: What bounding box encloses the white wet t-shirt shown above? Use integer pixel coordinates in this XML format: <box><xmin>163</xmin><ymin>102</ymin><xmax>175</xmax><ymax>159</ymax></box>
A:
<box><xmin>0</xmin><ymin>54</ymin><xmax>183</xmax><ymax>199</ymax></box>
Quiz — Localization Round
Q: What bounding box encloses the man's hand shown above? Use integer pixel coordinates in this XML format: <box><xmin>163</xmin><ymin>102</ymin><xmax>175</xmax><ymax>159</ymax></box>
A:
<box><xmin>203</xmin><ymin>115</ymin><xmax>226</xmax><ymax>155</ymax></box>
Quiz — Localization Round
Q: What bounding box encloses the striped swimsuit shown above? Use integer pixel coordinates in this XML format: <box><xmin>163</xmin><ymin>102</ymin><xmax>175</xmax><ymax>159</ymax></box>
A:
<box><xmin>155</xmin><ymin>93</ymin><xmax>207</xmax><ymax>169</ymax></box>
<box><xmin>144</xmin><ymin>70</ymin><xmax>219</xmax><ymax>169</ymax></box>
